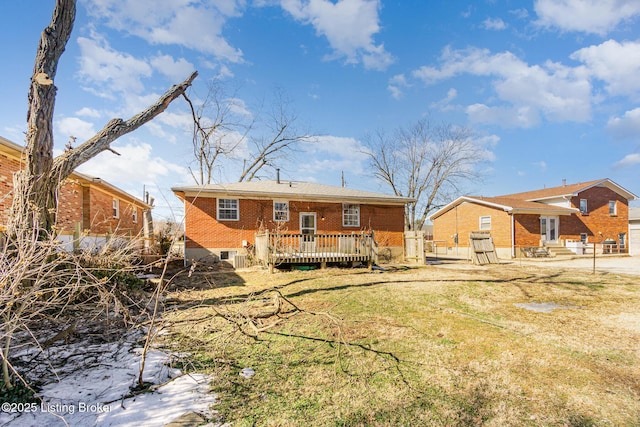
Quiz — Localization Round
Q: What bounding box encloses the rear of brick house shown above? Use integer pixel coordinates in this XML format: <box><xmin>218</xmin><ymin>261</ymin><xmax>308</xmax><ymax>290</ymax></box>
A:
<box><xmin>429</xmin><ymin>179</ymin><xmax>637</xmax><ymax>259</ymax></box>
<box><xmin>172</xmin><ymin>180</ymin><xmax>413</xmax><ymax>266</ymax></box>
<box><xmin>1</xmin><ymin>136</ymin><xmax>151</xmax><ymax>246</ymax></box>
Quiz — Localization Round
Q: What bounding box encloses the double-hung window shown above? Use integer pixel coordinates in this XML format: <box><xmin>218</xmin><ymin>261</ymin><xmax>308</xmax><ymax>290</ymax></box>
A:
<box><xmin>609</xmin><ymin>200</ymin><xmax>617</xmax><ymax>216</ymax></box>
<box><xmin>479</xmin><ymin>216</ymin><xmax>491</xmax><ymax>230</ymax></box>
<box><xmin>217</xmin><ymin>198</ymin><xmax>239</xmax><ymax>221</ymax></box>
<box><xmin>342</xmin><ymin>203</ymin><xmax>360</xmax><ymax>227</ymax></box>
<box><xmin>579</xmin><ymin>199</ymin><xmax>588</xmax><ymax>214</ymax></box>
<box><xmin>112</xmin><ymin>199</ymin><xmax>120</xmax><ymax>218</ymax></box>
<box><xmin>273</xmin><ymin>200</ymin><xmax>289</xmax><ymax>222</ymax></box>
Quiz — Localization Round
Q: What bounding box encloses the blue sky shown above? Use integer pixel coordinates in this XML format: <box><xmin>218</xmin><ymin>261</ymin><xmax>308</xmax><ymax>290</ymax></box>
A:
<box><xmin>1</xmin><ymin>0</ymin><xmax>640</xmax><ymax>222</ymax></box>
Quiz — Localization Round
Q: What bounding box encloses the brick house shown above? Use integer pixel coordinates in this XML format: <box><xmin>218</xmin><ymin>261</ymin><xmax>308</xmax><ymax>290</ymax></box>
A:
<box><xmin>172</xmin><ymin>179</ymin><xmax>413</xmax><ymax>266</ymax></box>
<box><xmin>1</xmin><ymin>136</ymin><xmax>151</xmax><ymax>247</ymax></box>
<box><xmin>429</xmin><ymin>179</ymin><xmax>637</xmax><ymax>259</ymax></box>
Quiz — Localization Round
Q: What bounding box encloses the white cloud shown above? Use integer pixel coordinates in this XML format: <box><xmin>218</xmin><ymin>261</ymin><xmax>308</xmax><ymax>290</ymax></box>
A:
<box><xmin>75</xmin><ymin>107</ymin><xmax>102</xmax><ymax>118</ymax></box>
<box><xmin>56</xmin><ymin>117</ymin><xmax>97</xmax><ymax>142</ymax></box>
<box><xmin>533</xmin><ymin>0</ymin><xmax>640</xmax><ymax>35</ymax></box>
<box><xmin>533</xmin><ymin>160</ymin><xmax>548</xmax><ymax>171</ymax></box>
<box><xmin>614</xmin><ymin>152</ymin><xmax>640</xmax><ymax>167</ymax></box>
<box><xmin>300</xmin><ymin>134</ymin><xmax>369</xmax><ymax>174</ymax></box>
<box><xmin>76</xmin><ymin>140</ymin><xmax>190</xmax><ymax>185</ymax></box>
<box><xmin>150</xmin><ymin>55</ymin><xmax>196</xmax><ymax>82</ymax></box>
<box><xmin>571</xmin><ymin>39</ymin><xmax>640</xmax><ymax>96</ymax></box>
<box><xmin>482</xmin><ymin>17</ymin><xmax>507</xmax><ymax>30</ymax></box>
<box><xmin>387</xmin><ymin>74</ymin><xmax>409</xmax><ymax>99</ymax></box>
<box><xmin>83</xmin><ymin>0</ymin><xmax>245</xmax><ymax>62</ymax></box>
<box><xmin>430</xmin><ymin>88</ymin><xmax>458</xmax><ymax>111</ymax></box>
<box><xmin>77</xmin><ymin>33</ymin><xmax>153</xmax><ymax>96</ymax></box>
<box><xmin>279</xmin><ymin>0</ymin><xmax>394</xmax><ymax>70</ymax></box>
<box><xmin>415</xmin><ymin>46</ymin><xmax>592</xmax><ymax>126</ymax></box>
<box><xmin>607</xmin><ymin>107</ymin><xmax>640</xmax><ymax>140</ymax></box>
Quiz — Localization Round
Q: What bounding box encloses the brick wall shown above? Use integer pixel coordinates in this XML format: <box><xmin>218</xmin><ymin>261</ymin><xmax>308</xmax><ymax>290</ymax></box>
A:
<box><xmin>431</xmin><ymin>201</ymin><xmax>512</xmax><ymax>249</ymax></box>
<box><xmin>564</xmin><ymin>187</ymin><xmax>629</xmax><ymax>243</ymax></box>
<box><xmin>0</xmin><ymin>151</ymin><xmax>21</xmax><ymax>228</ymax></box>
<box><xmin>184</xmin><ymin>196</ymin><xmax>405</xmax><ymax>250</ymax></box>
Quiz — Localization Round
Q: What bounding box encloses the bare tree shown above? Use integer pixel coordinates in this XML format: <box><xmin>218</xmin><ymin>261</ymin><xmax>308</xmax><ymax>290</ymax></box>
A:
<box><xmin>364</xmin><ymin>118</ymin><xmax>489</xmax><ymax>230</ymax></box>
<box><xmin>183</xmin><ymin>79</ymin><xmax>251</xmax><ymax>185</ymax></box>
<box><xmin>8</xmin><ymin>0</ymin><xmax>197</xmax><ymax>236</ymax></box>
<box><xmin>239</xmin><ymin>88</ymin><xmax>315</xmax><ymax>182</ymax></box>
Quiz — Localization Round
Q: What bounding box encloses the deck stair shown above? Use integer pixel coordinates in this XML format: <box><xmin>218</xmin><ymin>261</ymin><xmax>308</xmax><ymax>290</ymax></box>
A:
<box><xmin>544</xmin><ymin>243</ymin><xmax>576</xmax><ymax>257</ymax></box>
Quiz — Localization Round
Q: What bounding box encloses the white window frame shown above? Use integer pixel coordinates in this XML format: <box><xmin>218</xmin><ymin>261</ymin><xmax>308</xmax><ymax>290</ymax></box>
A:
<box><xmin>112</xmin><ymin>199</ymin><xmax>120</xmax><ymax>218</ymax></box>
<box><xmin>342</xmin><ymin>203</ymin><xmax>360</xmax><ymax>227</ymax></box>
<box><xmin>579</xmin><ymin>199</ymin><xmax>588</xmax><ymax>214</ymax></box>
<box><xmin>479</xmin><ymin>215</ymin><xmax>491</xmax><ymax>230</ymax></box>
<box><xmin>132</xmin><ymin>208</ymin><xmax>138</xmax><ymax>223</ymax></box>
<box><xmin>609</xmin><ymin>200</ymin><xmax>617</xmax><ymax>216</ymax></box>
<box><xmin>273</xmin><ymin>200</ymin><xmax>289</xmax><ymax>222</ymax></box>
<box><xmin>217</xmin><ymin>198</ymin><xmax>239</xmax><ymax>221</ymax></box>
<box><xmin>580</xmin><ymin>233</ymin><xmax>588</xmax><ymax>244</ymax></box>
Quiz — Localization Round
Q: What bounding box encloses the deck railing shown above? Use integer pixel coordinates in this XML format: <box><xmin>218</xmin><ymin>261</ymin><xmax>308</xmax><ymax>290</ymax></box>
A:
<box><xmin>254</xmin><ymin>231</ymin><xmax>377</xmax><ymax>270</ymax></box>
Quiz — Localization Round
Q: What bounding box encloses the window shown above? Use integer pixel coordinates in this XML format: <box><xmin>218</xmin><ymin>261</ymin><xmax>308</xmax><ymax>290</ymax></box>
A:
<box><xmin>580</xmin><ymin>233</ymin><xmax>588</xmax><ymax>244</ymax></box>
<box><xmin>579</xmin><ymin>199</ymin><xmax>588</xmax><ymax>214</ymax></box>
<box><xmin>273</xmin><ymin>200</ymin><xmax>289</xmax><ymax>222</ymax></box>
<box><xmin>342</xmin><ymin>203</ymin><xmax>360</xmax><ymax>227</ymax></box>
<box><xmin>479</xmin><ymin>216</ymin><xmax>491</xmax><ymax>230</ymax></box>
<box><xmin>220</xmin><ymin>250</ymin><xmax>236</xmax><ymax>260</ymax></box>
<box><xmin>217</xmin><ymin>198</ymin><xmax>239</xmax><ymax>220</ymax></box>
<box><xmin>132</xmin><ymin>208</ymin><xmax>138</xmax><ymax>223</ymax></box>
<box><xmin>112</xmin><ymin>199</ymin><xmax>120</xmax><ymax>218</ymax></box>
<box><xmin>619</xmin><ymin>233</ymin><xmax>626</xmax><ymax>249</ymax></box>
<box><xmin>609</xmin><ymin>200</ymin><xmax>617</xmax><ymax>215</ymax></box>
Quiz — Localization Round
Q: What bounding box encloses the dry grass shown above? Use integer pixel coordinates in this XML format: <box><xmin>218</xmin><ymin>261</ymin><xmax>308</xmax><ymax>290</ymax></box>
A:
<box><xmin>160</xmin><ymin>262</ymin><xmax>640</xmax><ymax>426</ymax></box>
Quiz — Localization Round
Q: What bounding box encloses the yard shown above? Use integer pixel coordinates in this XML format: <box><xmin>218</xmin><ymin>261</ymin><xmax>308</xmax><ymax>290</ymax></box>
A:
<box><xmin>160</xmin><ymin>261</ymin><xmax>640</xmax><ymax>426</ymax></box>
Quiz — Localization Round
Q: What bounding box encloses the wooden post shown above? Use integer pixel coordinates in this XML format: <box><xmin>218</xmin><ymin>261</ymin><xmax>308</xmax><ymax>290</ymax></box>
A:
<box><xmin>593</xmin><ymin>242</ymin><xmax>596</xmax><ymax>274</ymax></box>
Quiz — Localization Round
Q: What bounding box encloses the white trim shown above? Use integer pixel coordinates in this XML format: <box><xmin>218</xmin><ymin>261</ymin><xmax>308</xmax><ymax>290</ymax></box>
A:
<box><xmin>273</xmin><ymin>200</ymin><xmax>289</xmax><ymax>222</ymax></box>
<box><xmin>217</xmin><ymin>198</ymin><xmax>239</xmax><ymax>221</ymax></box>
<box><xmin>342</xmin><ymin>203</ymin><xmax>360</xmax><ymax>227</ymax></box>
<box><xmin>479</xmin><ymin>215</ymin><xmax>491</xmax><ymax>230</ymax></box>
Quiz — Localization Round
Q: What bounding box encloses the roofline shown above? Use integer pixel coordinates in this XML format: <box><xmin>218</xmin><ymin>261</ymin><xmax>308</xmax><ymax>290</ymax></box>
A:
<box><xmin>524</xmin><ymin>178</ymin><xmax>638</xmax><ymax>202</ymax></box>
<box><xmin>73</xmin><ymin>171</ymin><xmax>152</xmax><ymax>209</ymax></box>
<box><xmin>429</xmin><ymin>196</ymin><xmax>577</xmax><ymax>220</ymax></box>
<box><xmin>1</xmin><ymin>136</ymin><xmax>151</xmax><ymax>210</ymax></box>
<box><xmin>171</xmin><ymin>186</ymin><xmax>415</xmax><ymax>205</ymax></box>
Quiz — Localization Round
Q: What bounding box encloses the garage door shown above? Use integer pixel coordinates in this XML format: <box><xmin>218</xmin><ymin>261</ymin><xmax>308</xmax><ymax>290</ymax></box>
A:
<box><xmin>630</xmin><ymin>225</ymin><xmax>640</xmax><ymax>256</ymax></box>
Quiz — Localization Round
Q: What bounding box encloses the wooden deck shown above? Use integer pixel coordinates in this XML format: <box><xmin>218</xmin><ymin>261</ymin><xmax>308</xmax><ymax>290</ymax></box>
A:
<box><xmin>254</xmin><ymin>232</ymin><xmax>378</xmax><ymax>272</ymax></box>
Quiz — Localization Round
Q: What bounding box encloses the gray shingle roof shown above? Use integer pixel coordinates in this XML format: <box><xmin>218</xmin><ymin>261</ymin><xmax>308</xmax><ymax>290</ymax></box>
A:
<box><xmin>172</xmin><ymin>180</ymin><xmax>414</xmax><ymax>204</ymax></box>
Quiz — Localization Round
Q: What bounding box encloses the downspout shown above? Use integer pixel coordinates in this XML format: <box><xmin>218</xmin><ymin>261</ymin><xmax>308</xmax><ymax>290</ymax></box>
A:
<box><xmin>510</xmin><ymin>213</ymin><xmax>515</xmax><ymax>258</ymax></box>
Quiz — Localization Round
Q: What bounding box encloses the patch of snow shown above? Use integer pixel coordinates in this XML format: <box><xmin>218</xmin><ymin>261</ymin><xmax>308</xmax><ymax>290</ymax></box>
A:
<box><xmin>0</xmin><ymin>332</ymin><xmax>218</xmax><ymax>427</ymax></box>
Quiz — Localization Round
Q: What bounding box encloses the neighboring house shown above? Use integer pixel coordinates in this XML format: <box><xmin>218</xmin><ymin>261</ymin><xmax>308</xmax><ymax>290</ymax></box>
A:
<box><xmin>429</xmin><ymin>179</ymin><xmax>637</xmax><ymax>259</ymax></box>
<box><xmin>1</xmin><ymin>136</ymin><xmax>152</xmax><ymax>248</ymax></box>
<box><xmin>172</xmin><ymin>179</ymin><xmax>414</xmax><ymax>266</ymax></box>
<box><xmin>630</xmin><ymin>207</ymin><xmax>640</xmax><ymax>256</ymax></box>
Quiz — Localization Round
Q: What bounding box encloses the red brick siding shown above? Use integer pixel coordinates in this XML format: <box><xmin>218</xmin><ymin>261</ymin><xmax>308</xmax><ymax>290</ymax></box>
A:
<box><xmin>29</xmin><ymin>180</ymin><xmax>143</xmax><ymax>236</ymax></box>
<box><xmin>432</xmin><ymin>201</ymin><xmax>512</xmax><ymax>249</ymax></box>
<box><xmin>564</xmin><ymin>187</ymin><xmax>629</xmax><ymax>243</ymax></box>
<box><xmin>513</xmin><ymin>214</ymin><xmax>543</xmax><ymax>247</ymax></box>
<box><xmin>0</xmin><ymin>151</ymin><xmax>21</xmax><ymax>227</ymax></box>
<box><xmin>184</xmin><ymin>197</ymin><xmax>405</xmax><ymax>249</ymax></box>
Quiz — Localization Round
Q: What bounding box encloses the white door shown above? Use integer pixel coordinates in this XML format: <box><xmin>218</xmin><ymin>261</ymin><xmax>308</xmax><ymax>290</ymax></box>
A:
<box><xmin>540</xmin><ymin>216</ymin><xmax>559</xmax><ymax>244</ymax></box>
<box><xmin>300</xmin><ymin>213</ymin><xmax>316</xmax><ymax>252</ymax></box>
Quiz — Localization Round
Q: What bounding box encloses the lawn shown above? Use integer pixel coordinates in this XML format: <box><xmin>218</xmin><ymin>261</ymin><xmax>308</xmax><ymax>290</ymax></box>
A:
<box><xmin>160</xmin><ymin>262</ymin><xmax>640</xmax><ymax>426</ymax></box>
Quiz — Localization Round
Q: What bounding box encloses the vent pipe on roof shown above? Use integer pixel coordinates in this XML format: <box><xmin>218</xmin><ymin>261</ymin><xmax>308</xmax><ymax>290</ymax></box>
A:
<box><xmin>276</xmin><ymin>168</ymin><xmax>280</xmax><ymax>184</ymax></box>
<box><xmin>562</xmin><ymin>178</ymin><xmax>566</xmax><ymax>186</ymax></box>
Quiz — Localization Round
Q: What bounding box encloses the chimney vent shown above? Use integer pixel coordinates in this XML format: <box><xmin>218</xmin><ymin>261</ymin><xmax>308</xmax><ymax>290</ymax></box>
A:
<box><xmin>562</xmin><ymin>178</ymin><xmax>566</xmax><ymax>187</ymax></box>
<box><xmin>276</xmin><ymin>168</ymin><xmax>280</xmax><ymax>184</ymax></box>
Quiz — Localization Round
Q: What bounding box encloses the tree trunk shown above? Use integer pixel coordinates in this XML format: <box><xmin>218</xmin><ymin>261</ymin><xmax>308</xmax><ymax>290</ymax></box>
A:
<box><xmin>7</xmin><ymin>0</ymin><xmax>198</xmax><ymax>237</ymax></box>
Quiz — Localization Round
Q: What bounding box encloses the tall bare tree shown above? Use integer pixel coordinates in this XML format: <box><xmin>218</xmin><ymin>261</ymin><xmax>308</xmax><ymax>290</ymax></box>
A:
<box><xmin>238</xmin><ymin>88</ymin><xmax>314</xmax><ymax>182</ymax></box>
<box><xmin>183</xmin><ymin>79</ymin><xmax>251</xmax><ymax>185</ymax></box>
<box><xmin>8</xmin><ymin>0</ymin><xmax>197</xmax><ymax>236</ymax></box>
<box><xmin>364</xmin><ymin>118</ymin><xmax>489</xmax><ymax>230</ymax></box>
